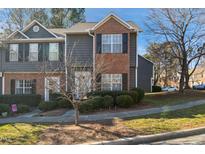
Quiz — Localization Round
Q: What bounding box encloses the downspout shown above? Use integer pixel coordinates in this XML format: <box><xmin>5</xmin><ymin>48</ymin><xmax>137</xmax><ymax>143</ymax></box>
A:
<box><xmin>136</xmin><ymin>31</ymin><xmax>138</xmax><ymax>88</ymax></box>
<box><xmin>88</xmin><ymin>30</ymin><xmax>95</xmax><ymax>91</ymax></box>
<box><xmin>65</xmin><ymin>34</ymin><xmax>68</xmax><ymax>92</ymax></box>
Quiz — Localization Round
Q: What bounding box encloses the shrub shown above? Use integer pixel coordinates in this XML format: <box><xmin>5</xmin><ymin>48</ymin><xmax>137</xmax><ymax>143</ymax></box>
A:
<box><xmin>79</xmin><ymin>95</ymin><xmax>114</xmax><ymax>113</ymax></box>
<box><xmin>128</xmin><ymin>91</ymin><xmax>139</xmax><ymax>104</ymax></box>
<box><xmin>131</xmin><ymin>88</ymin><xmax>145</xmax><ymax>102</ymax></box>
<box><xmin>57</xmin><ymin>98</ymin><xmax>73</xmax><ymax>109</ymax></box>
<box><xmin>152</xmin><ymin>86</ymin><xmax>162</xmax><ymax>92</ymax></box>
<box><xmin>0</xmin><ymin>95</ymin><xmax>42</xmax><ymax>107</ymax></box>
<box><xmin>50</xmin><ymin>93</ymin><xmax>73</xmax><ymax>109</ymax></box>
<box><xmin>116</xmin><ymin>95</ymin><xmax>134</xmax><ymax>108</ymax></box>
<box><xmin>17</xmin><ymin>104</ymin><xmax>30</xmax><ymax>113</ymax></box>
<box><xmin>103</xmin><ymin>95</ymin><xmax>114</xmax><ymax>109</ymax></box>
<box><xmin>79</xmin><ymin>100</ymin><xmax>95</xmax><ymax>113</ymax></box>
<box><xmin>0</xmin><ymin>104</ymin><xmax>10</xmax><ymax>113</ymax></box>
<box><xmin>38</xmin><ymin>101</ymin><xmax>58</xmax><ymax>111</ymax></box>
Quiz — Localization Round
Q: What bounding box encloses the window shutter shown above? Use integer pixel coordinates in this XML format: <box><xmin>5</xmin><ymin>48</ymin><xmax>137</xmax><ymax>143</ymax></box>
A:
<box><xmin>10</xmin><ymin>79</ymin><xmax>16</xmax><ymax>95</ymax></box>
<box><xmin>5</xmin><ymin>44</ymin><xmax>10</xmax><ymax>62</ymax></box>
<box><xmin>96</xmin><ymin>73</ymin><xmax>102</xmax><ymax>91</ymax></box>
<box><xmin>25</xmin><ymin>43</ymin><xmax>29</xmax><ymax>61</ymax></box>
<box><xmin>96</xmin><ymin>34</ymin><xmax>102</xmax><ymax>54</ymax></box>
<box><xmin>44</xmin><ymin>43</ymin><xmax>49</xmax><ymax>61</ymax></box>
<box><xmin>59</xmin><ymin>42</ymin><xmax>64</xmax><ymax>61</ymax></box>
<box><xmin>122</xmin><ymin>33</ymin><xmax>128</xmax><ymax>53</ymax></box>
<box><xmin>32</xmin><ymin>79</ymin><xmax>37</xmax><ymax>94</ymax></box>
<box><xmin>38</xmin><ymin>43</ymin><xmax>43</xmax><ymax>62</ymax></box>
<box><xmin>122</xmin><ymin>73</ymin><xmax>128</xmax><ymax>91</ymax></box>
<box><xmin>18</xmin><ymin>44</ymin><xmax>24</xmax><ymax>62</ymax></box>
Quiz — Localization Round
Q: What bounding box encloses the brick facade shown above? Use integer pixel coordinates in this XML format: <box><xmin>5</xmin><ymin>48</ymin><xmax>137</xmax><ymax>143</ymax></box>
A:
<box><xmin>94</xmin><ymin>17</ymin><xmax>133</xmax><ymax>90</ymax></box>
<box><xmin>4</xmin><ymin>72</ymin><xmax>65</xmax><ymax>96</ymax></box>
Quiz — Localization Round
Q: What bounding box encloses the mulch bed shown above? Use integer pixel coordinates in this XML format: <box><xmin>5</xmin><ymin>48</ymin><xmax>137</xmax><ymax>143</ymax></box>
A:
<box><xmin>38</xmin><ymin>108</ymin><xmax>69</xmax><ymax>117</ymax></box>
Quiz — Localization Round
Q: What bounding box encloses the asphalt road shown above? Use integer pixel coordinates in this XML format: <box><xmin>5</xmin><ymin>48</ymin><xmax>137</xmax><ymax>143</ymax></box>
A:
<box><xmin>150</xmin><ymin>134</ymin><xmax>205</xmax><ymax>145</ymax></box>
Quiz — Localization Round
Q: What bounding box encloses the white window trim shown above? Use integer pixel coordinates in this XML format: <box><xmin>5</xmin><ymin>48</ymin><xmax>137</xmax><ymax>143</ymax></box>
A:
<box><xmin>101</xmin><ymin>74</ymin><xmax>122</xmax><ymax>91</ymax></box>
<box><xmin>102</xmin><ymin>34</ymin><xmax>122</xmax><ymax>53</ymax></box>
<box><xmin>9</xmin><ymin>44</ymin><xmax>19</xmax><ymax>62</ymax></box>
<box><xmin>29</xmin><ymin>43</ymin><xmax>38</xmax><ymax>61</ymax></box>
<box><xmin>49</xmin><ymin>43</ymin><xmax>59</xmax><ymax>61</ymax></box>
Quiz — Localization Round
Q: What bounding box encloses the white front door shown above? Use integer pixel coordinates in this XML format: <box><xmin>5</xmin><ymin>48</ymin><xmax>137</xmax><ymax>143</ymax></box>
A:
<box><xmin>74</xmin><ymin>71</ymin><xmax>91</xmax><ymax>99</ymax></box>
<box><xmin>44</xmin><ymin>77</ymin><xmax>60</xmax><ymax>101</ymax></box>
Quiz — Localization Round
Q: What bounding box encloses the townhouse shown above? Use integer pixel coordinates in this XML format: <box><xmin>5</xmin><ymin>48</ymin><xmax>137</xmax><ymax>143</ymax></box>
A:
<box><xmin>0</xmin><ymin>13</ymin><xmax>153</xmax><ymax>101</ymax></box>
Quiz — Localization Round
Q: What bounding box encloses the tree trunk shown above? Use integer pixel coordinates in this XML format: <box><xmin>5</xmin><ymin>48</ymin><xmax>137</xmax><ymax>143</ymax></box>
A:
<box><xmin>184</xmin><ymin>64</ymin><xmax>191</xmax><ymax>89</ymax></box>
<box><xmin>74</xmin><ymin>102</ymin><xmax>79</xmax><ymax>126</ymax></box>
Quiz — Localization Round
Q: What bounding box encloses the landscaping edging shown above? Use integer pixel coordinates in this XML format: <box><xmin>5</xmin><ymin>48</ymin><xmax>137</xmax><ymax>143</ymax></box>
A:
<box><xmin>89</xmin><ymin>126</ymin><xmax>205</xmax><ymax>145</ymax></box>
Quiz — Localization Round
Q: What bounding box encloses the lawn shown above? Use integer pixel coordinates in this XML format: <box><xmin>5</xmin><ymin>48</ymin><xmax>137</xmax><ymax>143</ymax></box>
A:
<box><xmin>124</xmin><ymin>103</ymin><xmax>205</xmax><ymax>135</ymax></box>
<box><xmin>2</xmin><ymin>104</ymin><xmax>205</xmax><ymax>144</ymax></box>
<box><xmin>143</xmin><ymin>90</ymin><xmax>205</xmax><ymax>106</ymax></box>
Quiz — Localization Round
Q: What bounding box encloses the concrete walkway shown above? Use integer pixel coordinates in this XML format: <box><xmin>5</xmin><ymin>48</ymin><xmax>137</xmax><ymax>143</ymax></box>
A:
<box><xmin>1</xmin><ymin>99</ymin><xmax>205</xmax><ymax>124</ymax></box>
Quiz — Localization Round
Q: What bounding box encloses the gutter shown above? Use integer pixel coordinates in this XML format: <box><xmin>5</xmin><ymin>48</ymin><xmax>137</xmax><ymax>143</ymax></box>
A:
<box><xmin>88</xmin><ymin>30</ymin><xmax>96</xmax><ymax>91</ymax></box>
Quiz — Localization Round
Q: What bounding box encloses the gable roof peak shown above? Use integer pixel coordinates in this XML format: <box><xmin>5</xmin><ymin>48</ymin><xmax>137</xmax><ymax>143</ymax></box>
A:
<box><xmin>22</xmin><ymin>20</ymin><xmax>60</xmax><ymax>38</ymax></box>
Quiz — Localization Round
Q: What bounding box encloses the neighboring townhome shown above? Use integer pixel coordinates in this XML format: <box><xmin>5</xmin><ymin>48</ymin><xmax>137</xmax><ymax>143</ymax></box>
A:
<box><xmin>0</xmin><ymin>13</ymin><xmax>153</xmax><ymax>101</ymax></box>
<box><xmin>1</xmin><ymin>20</ymin><xmax>66</xmax><ymax>101</ymax></box>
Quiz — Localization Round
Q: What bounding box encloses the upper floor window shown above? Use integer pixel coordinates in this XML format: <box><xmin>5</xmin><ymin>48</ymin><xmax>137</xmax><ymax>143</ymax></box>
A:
<box><xmin>101</xmin><ymin>74</ymin><xmax>122</xmax><ymax>91</ymax></box>
<box><xmin>29</xmin><ymin>43</ymin><xmax>38</xmax><ymax>61</ymax></box>
<box><xmin>49</xmin><ymin>43</ymin><xmax>59</xmax><ymax>61</ymax></box>
<box><xmin>9</xmin><ymin>44</ymin><xmax>18</xmax><ymax>61</ymax></box>
<box><xmin>102</xmin><ymin>34</ymin><xmax>122</xmax><ymax>53</ymax></box>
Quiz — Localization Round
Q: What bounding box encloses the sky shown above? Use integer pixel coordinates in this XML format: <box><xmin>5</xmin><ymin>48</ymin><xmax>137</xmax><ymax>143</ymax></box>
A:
<box><xmin>85</xmin><ymin>8</ymin><xmax>152</xmax><ymax>55</ymax></box>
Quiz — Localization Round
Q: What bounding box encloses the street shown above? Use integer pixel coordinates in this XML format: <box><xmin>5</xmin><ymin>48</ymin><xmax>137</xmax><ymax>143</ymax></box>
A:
<box><xmin>150</xmin><ymin>134</ymin><xmax>205</xmax><ymax>145</ymax></box>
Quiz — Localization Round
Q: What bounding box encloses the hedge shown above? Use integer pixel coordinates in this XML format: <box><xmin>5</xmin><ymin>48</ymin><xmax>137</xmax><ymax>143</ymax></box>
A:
<box><xmin>152</xmin><ymin>86</ymin><xmax>162</xmax><ymax>92</ymax></box>
<box><xmin>0</xmin><ymin>94</ymin><xmax>42</xmax><ymax>107</ymax></box>
<box><xmin>116</xmin><ymin>95</ymin><xmax>134</xmax><ymax>108</ymax></box>
<box><xmin>38</xmin><ymin>101</ymin><xmax>58</xmax><ymax>111</ymax></box>
<box><xmin>79</xmin><ymin>95</ymin><xmax>113</xmax><ymax>113</ymax></box>
<box><xmin>131</xmin><ymin>88</ymin><xmax>145</xmax><ymax>102</ymax></box>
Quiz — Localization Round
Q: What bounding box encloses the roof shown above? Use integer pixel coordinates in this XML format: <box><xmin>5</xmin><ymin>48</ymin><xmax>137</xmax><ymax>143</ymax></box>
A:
<box><xmin>48</xmin><ymin>28</ymin><xmax>67</xmax><ymax>37</ymax></box>
<box><xmin>65</xmin><ymin>21</ymin><xmax>141</xmax><ymax>34</ymax></box>
<box><xmin>138</xmin><ymin>54</ymin><xmax>154</xmax><ymax>65</ymax></box>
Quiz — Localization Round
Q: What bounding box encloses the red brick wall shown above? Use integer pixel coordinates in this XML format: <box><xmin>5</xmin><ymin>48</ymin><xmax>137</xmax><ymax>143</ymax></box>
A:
<box><xmin>94</xmin><ymin>17</ymin><xmax>132</xmax><ymax>90</ymax></box>
<box><xmin>4</xmin><ymin>72</ymin><xmax>65</xmax><ymax>96</ymax></box>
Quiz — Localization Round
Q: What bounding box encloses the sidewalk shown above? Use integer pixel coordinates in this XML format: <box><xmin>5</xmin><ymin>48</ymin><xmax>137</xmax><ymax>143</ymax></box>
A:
<box><xmin>1</xmin><ymin>99</ymin><xmax>205</xmax><ymax>124</ymax></box>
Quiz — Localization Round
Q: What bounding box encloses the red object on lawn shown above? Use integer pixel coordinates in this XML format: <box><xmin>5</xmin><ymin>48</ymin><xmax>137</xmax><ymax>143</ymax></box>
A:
<box><xmin>11</xmin><ymin>104</ymin><xmax>17</xmax><ymax>112</ymax></box>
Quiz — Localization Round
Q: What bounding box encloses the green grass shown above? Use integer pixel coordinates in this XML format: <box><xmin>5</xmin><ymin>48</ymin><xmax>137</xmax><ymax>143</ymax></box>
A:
<box><xmin>124</xmin><ymin>103</ymin><xmax>205</xmax><ymax>135</ymax></box>
<box><xmin>0</xmin><ymin>123</ymin><xmax>48</xmax><ymax>144</ymax></box>
<box><xmin>144</xmin><ymin>90</ymin><xmax>205</xmax><ymax>106</ymax></box>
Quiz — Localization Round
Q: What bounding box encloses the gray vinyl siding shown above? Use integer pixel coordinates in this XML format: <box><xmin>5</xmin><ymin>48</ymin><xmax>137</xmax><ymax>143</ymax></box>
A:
<box><xmin>14</xmin><ymin>32</ymin><xmax>27</xmax><ymax>39</ymax></box>
<box><xmin>66</xmin><ymin>34</ymin><xmax>93</xmax><ymax>66</ymax></box>
<box><xmin>24</xmin><ymin>23</ymin><xmax>55</xmax><ymax>38</ymax></box>
<box><xmin>130</xmin><ymin>67</ymin><xmax>136</xmax><ymax>89</ymax></box>
<box><xmin>130</xmin><ymin>33</ymin><xmax>137</xmax><ymax>67</ymax></box>
<box><xmin>0</xmin><ymin>78</ymin><xmax>1</xmax><ymax>95</ymax></box>
<box><xmin>137</xmin><ymin>55</ymin><xmax>153</xmax><ymax>92</ymax></box>
<box><xmin>2</xmin><ymin>42</ymin><xmax>64</xmax><ymax>72</ymax></box>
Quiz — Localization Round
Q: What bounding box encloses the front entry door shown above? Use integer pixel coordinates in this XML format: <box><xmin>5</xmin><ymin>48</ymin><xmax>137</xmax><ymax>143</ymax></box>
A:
<box><xmin>45</xmin><ymin>77</ymin><xmax>60</xmax><ymax>101</ymax></box>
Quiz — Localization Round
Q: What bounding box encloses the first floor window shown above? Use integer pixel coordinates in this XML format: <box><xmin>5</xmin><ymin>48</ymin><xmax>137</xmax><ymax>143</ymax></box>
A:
<box><xmin>15</xmin><ymin>80</ymin><xmax>33</xmax><ymax>94</ymax></box>
<box><xmin>29</xmin><ymin>43</ymin><xmax>38</xmax><ymax>61</ymax></box>
<box><xmin>49</xmin><ymin>43</ymin><xmax>59</xmax><ymax>61</ymax></box>
<box><xmin>101</xmin><ymin>74</ymin><xmax>122</xmax><ymax>91</ymax></box>
<box><xmin>9</xmin><ymin>44</ymin><xmax>18</xmax><ymax>61</ymax></box>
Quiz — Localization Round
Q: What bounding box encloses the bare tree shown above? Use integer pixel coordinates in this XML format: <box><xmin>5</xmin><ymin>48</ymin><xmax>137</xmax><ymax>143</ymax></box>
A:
<box><xmin>146</xmin><ymin>9</ymin><xmax>205</xmax><ymax>92</ymax></box>
<box><xmin>39</xmin><ymin>45</ymin><xmax>114</xmax><ymax>125</ymax></box>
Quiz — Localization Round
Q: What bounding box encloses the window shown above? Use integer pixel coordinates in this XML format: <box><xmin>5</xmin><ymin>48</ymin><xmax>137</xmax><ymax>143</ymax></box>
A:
<box><xmin>101</xmin><ymin>74</ymin><xmax>122</xmax><ymax>91</ymax></box>
<box><xmin>49</xmin><ymin>43</ymin><xmax>59</xmax><ymax>61</ymax></box>
<box><xmin>9</xmin><ymin>44</ymin><xmax>18</xmax><ymax>61</ymax></box>
<box><xmin>15</xmin><ymin>80</ymin><xmax>33</xmax><ymax>94</ymax></box>
<box><xmin>29</xmin><ymin>43</ymin><xmax>38</xmax><ymax>61</ymax></box>
<box><xmin>102</xmin><ymin>34</ymin><xmax>122</xmax><ymax>53</ymax></box>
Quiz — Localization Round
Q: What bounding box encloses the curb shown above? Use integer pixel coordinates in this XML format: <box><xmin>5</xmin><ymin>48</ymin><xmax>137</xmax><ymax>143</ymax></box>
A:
<box><xmin>89</xmin><ymin>127</ymin><xmax>205</xmax><ymax>145</ymax></box>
